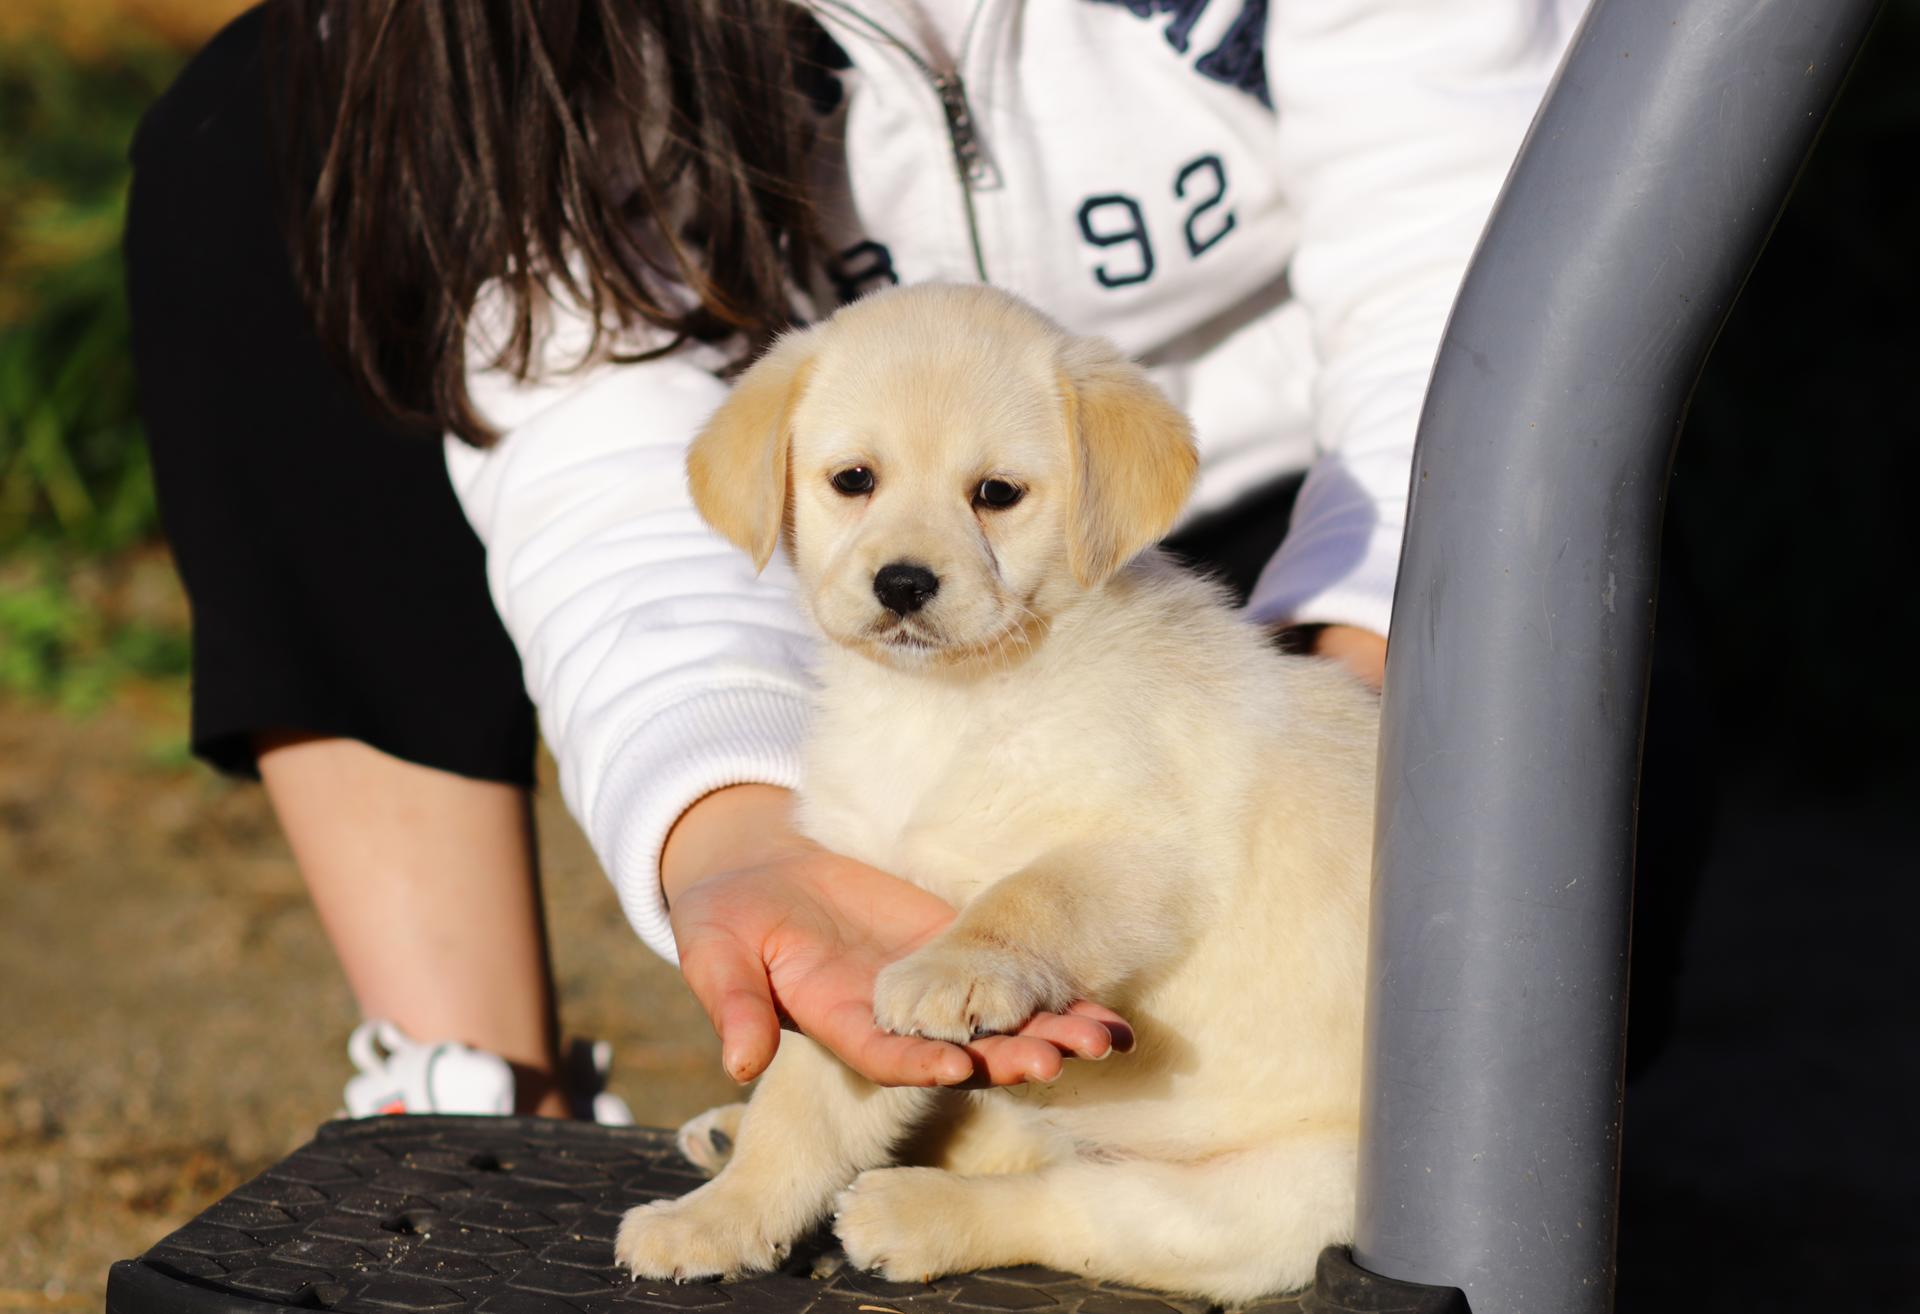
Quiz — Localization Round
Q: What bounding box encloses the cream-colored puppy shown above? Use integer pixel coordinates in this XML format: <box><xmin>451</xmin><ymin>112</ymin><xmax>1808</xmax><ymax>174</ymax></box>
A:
<box><xmin>616</xmin><ymin>284</ymin><xmax>1377</xmax><ymax>1300</ymax></box>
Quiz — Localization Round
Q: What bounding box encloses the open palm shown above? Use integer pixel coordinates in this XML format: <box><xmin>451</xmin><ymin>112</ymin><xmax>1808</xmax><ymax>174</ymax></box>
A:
<box><xmin>670</xmin><ymin>846</ymin><xmax>1129</xmax><ymax>1086</ymax></box>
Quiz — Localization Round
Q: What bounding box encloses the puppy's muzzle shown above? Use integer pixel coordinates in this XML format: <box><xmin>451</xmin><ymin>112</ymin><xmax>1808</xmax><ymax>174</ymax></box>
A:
<box><xmin>873</xmin><ymin>562</ymin><xmax>940</xmax><ymax>616</ymax></box>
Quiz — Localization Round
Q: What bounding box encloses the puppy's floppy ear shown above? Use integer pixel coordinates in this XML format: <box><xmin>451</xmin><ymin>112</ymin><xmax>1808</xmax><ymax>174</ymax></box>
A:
<box><xmin>687</xmin><ymin>329</ymin><xmax>818</xmax><ymax>572</ymax></box>
<box><xmin>1057</xmin><ymin>336</ymin><xmax>1198</xmax><ymax>588</ymax></box>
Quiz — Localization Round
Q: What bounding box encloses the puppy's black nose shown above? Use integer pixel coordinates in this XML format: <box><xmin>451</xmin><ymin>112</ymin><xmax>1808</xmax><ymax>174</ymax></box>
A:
<box><xmin>873</xmin><ymin>562</ymin><xmax>939</xmax><ymax>615</ymax></box>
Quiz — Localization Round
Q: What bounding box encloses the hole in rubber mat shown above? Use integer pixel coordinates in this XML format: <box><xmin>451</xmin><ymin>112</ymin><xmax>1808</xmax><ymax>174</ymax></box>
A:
<box><xmin>467</xmin><ymin>1151</ymin><xmax>507</xmax><ymax>1172</ymax></box>
<box><xmin>301</xmin><ymin>1282</ymin><xmax>348</xmax><ymax>1309</ymax></box>
<box><xmin>379</xmin><ymin>1208</ymin><xmax>444</xmax><ymax>1236</ymax></box>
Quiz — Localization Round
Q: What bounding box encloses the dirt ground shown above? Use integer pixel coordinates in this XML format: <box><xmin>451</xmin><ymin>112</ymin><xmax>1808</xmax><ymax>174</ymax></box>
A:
<box><xmin>0</xmin><ymin>650</ymin><xmax>739</xmax><ymax>1308</ymax></box>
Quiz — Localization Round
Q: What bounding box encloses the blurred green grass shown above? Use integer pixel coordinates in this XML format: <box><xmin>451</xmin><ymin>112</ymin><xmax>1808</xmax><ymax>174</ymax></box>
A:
<box><xmin>0</xmin><ymin>559</ymin><xmax>189</xmax><ymax>712</ymax></box>
<box><xmin>0</xmin><ymin>37</ymin><xmax>191</xmax><ymax>705</ymax></box>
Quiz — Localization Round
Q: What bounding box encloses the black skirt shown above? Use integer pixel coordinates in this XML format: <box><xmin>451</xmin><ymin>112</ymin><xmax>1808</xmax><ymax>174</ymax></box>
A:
<box><xmin>123</xmin><ymin>7</ymin><xmax>536</xmax><ymax>786</ymax></box>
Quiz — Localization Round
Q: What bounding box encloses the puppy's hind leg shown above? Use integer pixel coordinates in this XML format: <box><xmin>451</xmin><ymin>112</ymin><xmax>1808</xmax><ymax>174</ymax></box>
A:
<box><xmin>833</xmin><ymin>1129</ymin><xmax>1355</xmax><ymax>1300</ymax></box>
<box><xmin>618</xmin><ymin>1035</ymin><xmax>932</xmax><ymax>1281</ymax></box>
<box><xmin>675</xmin><ymin>1102</ymin><xmax>747</xmax><ymax>1176</ymax></box>
<box><xmin>903</xmin><ymin>1092</ymin><xmax>1063</xmax><ymax>1177</ymax></box>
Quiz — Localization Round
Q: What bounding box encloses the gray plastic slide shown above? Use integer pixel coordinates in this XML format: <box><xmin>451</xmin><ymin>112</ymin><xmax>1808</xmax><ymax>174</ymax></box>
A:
<box><xmin>1354</xmin><ymin>0</ymin><xmax>1886</xmax><ymax>1310</ymax></box>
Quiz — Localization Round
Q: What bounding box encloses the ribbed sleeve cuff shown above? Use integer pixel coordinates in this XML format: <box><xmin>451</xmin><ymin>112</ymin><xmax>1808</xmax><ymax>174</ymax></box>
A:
<box><xmin>1245</xmin><ymin>513</ymin><xmax>1402</xmax><ymax>640</ymax></box>
<box><xmin>586</xmin><ymin>686</ymin><xmax>813</xmax><ymax>966</ymax></box>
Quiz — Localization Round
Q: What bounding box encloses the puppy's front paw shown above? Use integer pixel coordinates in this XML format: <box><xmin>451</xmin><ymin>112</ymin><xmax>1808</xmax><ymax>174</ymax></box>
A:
<box><xmin>833</xmin><ymin>1167</ymin><xmax>967</xmax><ymax>1283</ymax></box>
<box><xmin>615</xmin><ymin>1185</ymin><xmax>791</xmax><ymax>1281</ymax></box>
<box><xmin>873</xmin><ymin>937</ymin><xmax>1070</xmax><ymax>1042</ymax></box>
<box><xmin>674</xmin><ymin>1103</ymin><xmax>747</xmax><ymax>1177</ymax></box>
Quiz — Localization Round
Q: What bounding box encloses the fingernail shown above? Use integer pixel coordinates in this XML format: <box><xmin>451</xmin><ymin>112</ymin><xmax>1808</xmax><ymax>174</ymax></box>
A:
<box><xmin>1102</xmin><ymin>1022</ymin><xmax>1135</xmax><ymax>1054</ymax></box>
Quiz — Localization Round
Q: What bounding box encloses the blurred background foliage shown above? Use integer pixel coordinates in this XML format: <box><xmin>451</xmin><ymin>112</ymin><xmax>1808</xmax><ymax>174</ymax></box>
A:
<box><xmin>0</xmin><ymin>2</ymin><xmax>244</xmax><ymax>709</ymax></box>
<box><xmin>0</xmin><ymin>38</ymin><xmax>176</xmax><ymax>556</ymax></box>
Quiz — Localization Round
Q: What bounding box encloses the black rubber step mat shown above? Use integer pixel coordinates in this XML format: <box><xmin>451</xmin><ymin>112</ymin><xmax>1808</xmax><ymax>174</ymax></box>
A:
<box><xmin>105</xmin><ymin>1117</ymin><xmax>1302</xmax><ymax>1314</ymax></box>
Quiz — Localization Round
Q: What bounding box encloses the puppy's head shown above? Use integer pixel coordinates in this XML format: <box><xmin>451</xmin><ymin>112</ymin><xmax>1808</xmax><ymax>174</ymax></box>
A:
<box><xmin>688</xmin><ymin>284</ymin><xmax>1195</xmax><ymax>669</ymax></box>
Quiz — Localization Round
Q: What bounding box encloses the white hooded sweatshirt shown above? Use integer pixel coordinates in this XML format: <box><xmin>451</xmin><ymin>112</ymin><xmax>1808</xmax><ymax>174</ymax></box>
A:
<box><xmin>445</xmin><ymin>0</ymin><xmax>1588</xmax><ymax>961</ymax></box>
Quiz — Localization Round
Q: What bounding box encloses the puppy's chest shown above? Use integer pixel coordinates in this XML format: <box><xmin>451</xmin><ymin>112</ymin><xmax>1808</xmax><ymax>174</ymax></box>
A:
<box><xmin>798</xmin><ymin>691</ymin><xmax>1067</xmax><ymax>907</ymax></box>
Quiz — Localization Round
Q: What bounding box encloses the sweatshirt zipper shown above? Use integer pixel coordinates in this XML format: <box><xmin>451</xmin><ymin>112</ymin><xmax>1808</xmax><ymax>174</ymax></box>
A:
<box><xmin>811</xmin><ymin>1</ymin><xmax>993</xmax><ymax>283</ymax></box>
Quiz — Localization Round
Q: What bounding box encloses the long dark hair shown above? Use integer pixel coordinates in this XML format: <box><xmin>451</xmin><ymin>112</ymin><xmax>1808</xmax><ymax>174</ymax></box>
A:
<box><xmin>269</xmin><ymin>0</ymin><xmax>825</xmax><ymax>445</ymax></box>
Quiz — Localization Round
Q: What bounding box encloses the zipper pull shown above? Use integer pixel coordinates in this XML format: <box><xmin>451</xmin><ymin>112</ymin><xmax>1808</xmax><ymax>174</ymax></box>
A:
<box><xmin>932</xmin><ymin>72</ymin><xmax>996</xmax><ymax>188</ymax></box>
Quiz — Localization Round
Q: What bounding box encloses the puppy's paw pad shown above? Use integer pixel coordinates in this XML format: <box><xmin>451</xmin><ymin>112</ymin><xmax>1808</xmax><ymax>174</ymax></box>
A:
<box><xmin>674</xmin><ymin>1103</ymin><xmax>747</xmax><ymax>1176</ymax></box>
<box><xmin>833</xmin><ymin>1168</ymin><xmax>962</xmax><ymax>1283</ymax></box>
<box><xmin>873</xmin><ymin>941</ymin><xmax>1069</xmax><ymax>1043</ymax></box>
<box><xmin>615</xmin><ymin>1193</ymin><xmax>790</xmax><ymax>1281</ymax></box>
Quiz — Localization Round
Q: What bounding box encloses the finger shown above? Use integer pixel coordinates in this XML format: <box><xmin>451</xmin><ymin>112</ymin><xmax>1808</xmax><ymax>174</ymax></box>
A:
<box><xmin>677</xmin><ymin>931</ymin><xmax>782</xmax><ymax>1083</ymax></box>
<box><xmin>861</xmin><ymin>1033</ymin><xmax>977</xmax><ymax>1087</ymax></box>
<box><xmin>816</xmin><ymin>996</ymin><xmax>974</xmax><ymax>1087</ymax></box>
<box><xmin>1015</xmin><ymin>1011</ymin><xmax>1122</xmax><ymax>1060</ymax></box>
<box><xmin>1064</xmin><ymin>1000</ymin><xmax>1136</xmax><ymax>1054</ymax></box>
<box><xmin>1065</xmin><ymin>999</ymin><xmax>1131</xmax><ymax>1027</ymax></box>
<box><xmin>966</xmin><ymin>1034</ymin><xmax>1066</xmax><ymax>1086</ymax></box>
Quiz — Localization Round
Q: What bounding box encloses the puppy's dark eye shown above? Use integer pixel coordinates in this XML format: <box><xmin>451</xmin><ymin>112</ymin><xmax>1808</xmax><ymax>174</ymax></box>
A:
<box><xmin>830</xmin><ymin>467</ymin><xmax>875</xmax><ymax>496</ymax></box>
<box><xmin>974</xmin><ymin>478</ymin><xmax>1024</xmax><ymax>510</ymax></box>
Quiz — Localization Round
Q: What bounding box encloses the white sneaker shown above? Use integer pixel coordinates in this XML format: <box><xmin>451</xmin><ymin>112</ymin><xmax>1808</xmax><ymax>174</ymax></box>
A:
<box><xmin>342</xmin><ymin>1020</ymin><xmax>638</xmax><ymax>1124</ymax></box>
<box><xmin>566</xmin><ymin>1037</ymin><xmax>635</xmax><ymax>1126</ymax></box>
<box><xmin>343</xmin><ymin>1020</ymin><xmax>516</xmax><ymax>1117</ymax></box>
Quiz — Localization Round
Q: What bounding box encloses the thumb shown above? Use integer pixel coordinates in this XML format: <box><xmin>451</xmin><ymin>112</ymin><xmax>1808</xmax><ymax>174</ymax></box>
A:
<box><xmin>678</xmin><ymin>925</ymin><xmax>782</xmax><ymax>1083</ymax></box>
